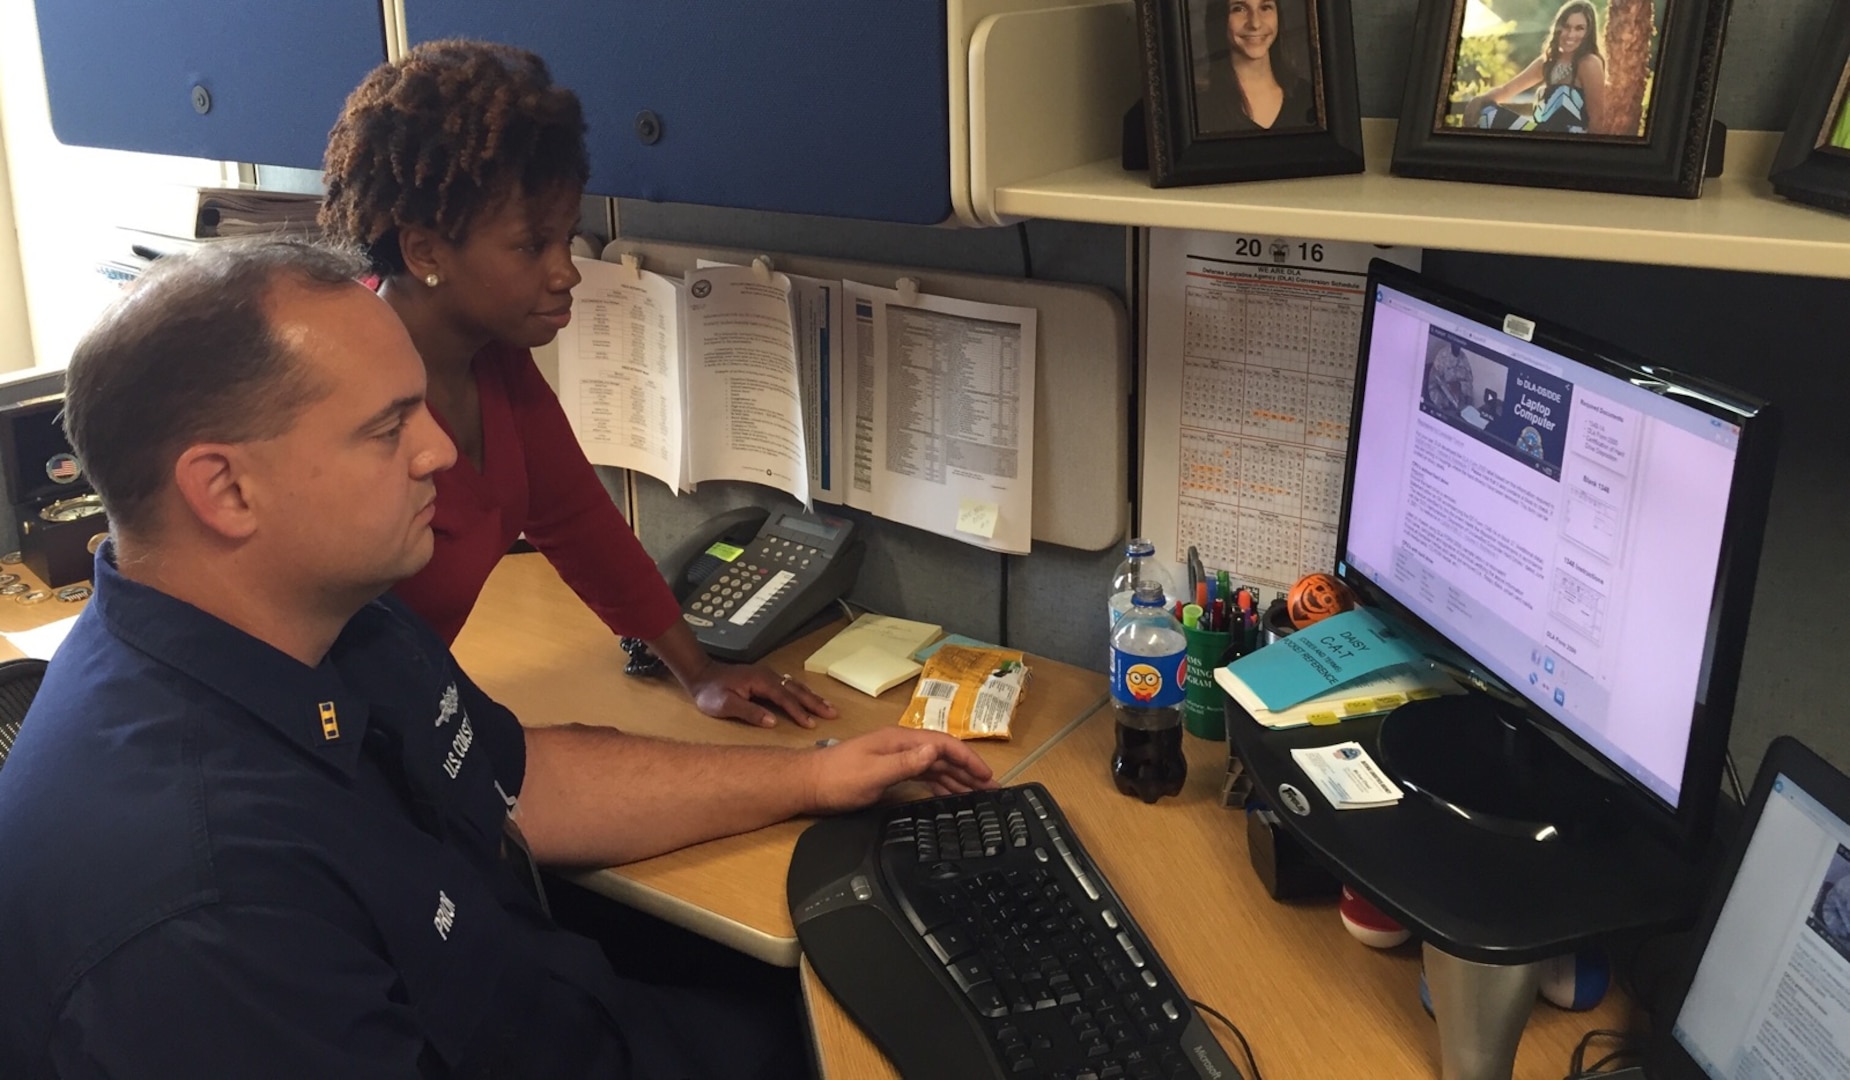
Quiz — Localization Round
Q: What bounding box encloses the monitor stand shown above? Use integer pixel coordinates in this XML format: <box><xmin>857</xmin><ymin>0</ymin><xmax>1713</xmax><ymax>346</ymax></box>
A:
<box><xmin>1375</xmin><ymin>692</ymin><xmax>1622</xmax><ymax>843</ymax></box>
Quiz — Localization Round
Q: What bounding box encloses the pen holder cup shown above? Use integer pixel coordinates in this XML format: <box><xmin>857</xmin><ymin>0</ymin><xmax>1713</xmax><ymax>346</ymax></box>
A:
<box><xmin>1183</xmin><ymin>626</ymin><xmax>1234</xmax><ymax>740</ymax></box>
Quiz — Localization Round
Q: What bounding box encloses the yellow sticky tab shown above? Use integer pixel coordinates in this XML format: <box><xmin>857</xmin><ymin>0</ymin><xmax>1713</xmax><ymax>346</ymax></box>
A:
<box><xmin>318</xmin><ymin>701</ymin><xmax>340</xmax><ymax>741</ymax></box>
<box><xmin>1371</xmin><ymin>694</ymin><xmax>1407</xmax><ymax>711</ymax></box>
<box><xmin>956</xmin><ymin>499</ymin><xmax>999</xmax><ymax>539</ymax></box>
<box><xmin>1306</xmin><ymin>711</ymin><xmax>1341</xmax><ymax>726</ymax></box>
<box><xmin>1342</xmin><ymin>698</ymin><xmax>1375</xmax><ymax>715</ymax></box>
<box><xmin>1406</xmin><ymin>687</ymin><xmax>1442</xmax><ymax>701</ymax></box>
<box><xmin>704</xmin><ymin>542</ymin><xmax>744</xmax><ymax>562</ymax></box>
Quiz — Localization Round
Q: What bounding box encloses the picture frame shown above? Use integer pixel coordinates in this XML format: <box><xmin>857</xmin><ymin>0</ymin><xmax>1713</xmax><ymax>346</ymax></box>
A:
<box><xmin>1132</xmin><ymin>0</ymin><xmax>1364</xmax><ymax>187</ymax></box>
<box><xmin>1769</xmin><ymin>0</ymin><xmax>1850</xmax><ymax>215</ymax></box>
<box><xmin>1391</xmin><ymin>0</ymin><xmax>1731</xmax><ymax>198</ymax></box>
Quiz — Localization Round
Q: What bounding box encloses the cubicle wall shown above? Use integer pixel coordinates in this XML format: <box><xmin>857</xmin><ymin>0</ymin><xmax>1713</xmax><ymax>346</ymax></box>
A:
<box><xmin>607</xmin><ymin>209</ymin><xmax>1133</xmax><ymax>672</ymax></box>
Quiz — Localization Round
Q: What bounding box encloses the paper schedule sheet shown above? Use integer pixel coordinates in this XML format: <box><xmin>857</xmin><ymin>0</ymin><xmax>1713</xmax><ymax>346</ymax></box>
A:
<box><xmin>555</xmin><ymin>257</ymin><xmax>684</xmax><ymax>491</ymax></box>
<box><xmin>1140</xmin><ymin>231</ymin><xmax>1420</xmax><ymax>593</ymax></box>
<box><xmin>843</xmin><ymin>283</ymin><xmax>1037</xmax><ymax>554</ymax></box>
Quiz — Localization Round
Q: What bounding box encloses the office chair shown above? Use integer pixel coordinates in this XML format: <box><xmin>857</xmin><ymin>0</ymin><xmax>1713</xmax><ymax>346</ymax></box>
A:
<box><xmin>0</xmin><ymin>658</ymin><xmax>49</xmax><ymax>773</ymax></box>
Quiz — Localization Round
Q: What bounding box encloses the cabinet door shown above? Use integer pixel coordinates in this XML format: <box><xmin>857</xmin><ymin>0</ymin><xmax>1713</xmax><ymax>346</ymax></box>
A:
<box><xmin>33</xmin><ymin>1</ymin><xmax>386</xmax><ymax>169</ymax></box>
<box><xmin>404</xmin><ymin>1</ymin><xmax>951</xmax><ymax>224</ymax></box>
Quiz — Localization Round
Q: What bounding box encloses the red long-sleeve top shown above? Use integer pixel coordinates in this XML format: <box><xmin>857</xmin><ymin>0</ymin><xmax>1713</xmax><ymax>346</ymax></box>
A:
<box><xmin>393</xmin><ymin>342</ymin><xmax>683</xmax><ymax>645</ymax></box>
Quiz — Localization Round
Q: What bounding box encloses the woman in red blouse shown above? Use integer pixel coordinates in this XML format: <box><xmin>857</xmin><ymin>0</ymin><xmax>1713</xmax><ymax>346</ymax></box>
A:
<box><xmin>319</xmin><ymin>39</ymin><xmax>833</xmax><ymax>728</ymax></box>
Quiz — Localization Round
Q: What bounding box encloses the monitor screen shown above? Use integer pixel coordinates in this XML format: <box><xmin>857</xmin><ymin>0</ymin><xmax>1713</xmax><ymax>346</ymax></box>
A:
<box><xmin>1341</xmin><ymin>275</ymin><xmax>1762</xmax><ymax>814</ymax></box>
<box><xmin>1674</xmin><ymin>771</ymin><xmax>1850</xmax><ymax>1077</ymax></box>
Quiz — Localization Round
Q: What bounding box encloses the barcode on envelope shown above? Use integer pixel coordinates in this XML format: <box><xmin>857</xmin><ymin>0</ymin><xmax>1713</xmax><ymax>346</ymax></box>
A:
<box><xmin>917</xmin><ymin>679</ymin><xmax>958</xmax><ymax>701</ymax></box>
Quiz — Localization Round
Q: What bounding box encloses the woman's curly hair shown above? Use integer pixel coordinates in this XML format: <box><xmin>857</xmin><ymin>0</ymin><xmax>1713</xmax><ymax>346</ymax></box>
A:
<box><xmin>320</xmin><ymin>39</ymin><xmax>589</xmax><ymax>276</ymax></box>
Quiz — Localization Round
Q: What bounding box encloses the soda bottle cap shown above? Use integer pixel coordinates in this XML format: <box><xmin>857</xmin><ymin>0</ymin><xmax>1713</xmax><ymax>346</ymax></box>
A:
<box><xmin>1124</xmin><ymin>538</ymin><xmax>1156</xmax><ymax>559</ymax></box>
<box><xmin>1131</xmin><ymin>580</ymin><xmax>1167</xmax><ymax>606</ymax></box>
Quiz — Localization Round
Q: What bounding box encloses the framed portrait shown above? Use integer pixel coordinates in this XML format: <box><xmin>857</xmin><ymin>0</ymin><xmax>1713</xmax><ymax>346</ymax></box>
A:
<box><xmin>1391</xmin><ymin>0</ymin><xmax>1731</xmax><ymax>197</ymax></box>
<box><xmin>1133</xmin><ymin>0</ymin><xmax>1364</xmax><ymax>187</ymax></box>
<box><xmin>1769</xmin><ymin>0</ymin><xmax>1850</xmax><ymax>215</ymax></box>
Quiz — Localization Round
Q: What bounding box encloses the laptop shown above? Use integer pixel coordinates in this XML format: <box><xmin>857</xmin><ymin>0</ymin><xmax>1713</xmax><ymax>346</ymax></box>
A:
<box><xmin>1613</xmin><ymin>735</ymin><xmax>1850</xmax><ymax>1078</ymax></box>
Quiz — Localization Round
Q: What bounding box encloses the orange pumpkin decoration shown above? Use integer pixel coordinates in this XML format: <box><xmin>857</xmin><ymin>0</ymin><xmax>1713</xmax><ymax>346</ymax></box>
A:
<box><xmin>1287</xmin><ymin>573</ymin><xmax>1356</xmax><ymax>628</ymax></box>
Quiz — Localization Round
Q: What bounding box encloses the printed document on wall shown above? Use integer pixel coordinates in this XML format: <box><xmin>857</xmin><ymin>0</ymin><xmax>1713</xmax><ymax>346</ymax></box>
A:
<box><xmin>1141</xmin><ymin>232</ymin><xmax>1420</xmax><ymax>594</ymax></box>
<box><xmin>843</xmin><ymin>282</ymin><xmax>1037</xmax><ymax>554</ymax></box>
<box><xmin>681</xmin><ymin>264</ymin><xmax>810</xmax><ymax>505</ymax></box>
<box><xmin>698</xmin><ymin>259</ymin><xmax>846</xmax><ymax>501</ymax></box>
<box><xmin>555</xmin><ymin>256</ymin><xmax>684</xmax><ymax>492</ymax></box>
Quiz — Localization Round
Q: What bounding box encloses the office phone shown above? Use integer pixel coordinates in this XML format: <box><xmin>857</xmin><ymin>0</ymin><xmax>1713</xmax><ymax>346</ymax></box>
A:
<box><xmin>655</xmin><ymin>506</ymin><xmax>865</xmax><ymax>663</ymax></box>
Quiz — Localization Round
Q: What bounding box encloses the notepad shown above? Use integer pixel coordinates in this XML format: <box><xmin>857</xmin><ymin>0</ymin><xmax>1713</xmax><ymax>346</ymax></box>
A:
<box><xmin>803</xmin><ymin>613</ymin><xmax>942</xmax><ymax>674</ymax></box>
<box><xmin>825</xmin><ymin>646</ymin><xmax>924</xmax><ymax>697</ymax></box>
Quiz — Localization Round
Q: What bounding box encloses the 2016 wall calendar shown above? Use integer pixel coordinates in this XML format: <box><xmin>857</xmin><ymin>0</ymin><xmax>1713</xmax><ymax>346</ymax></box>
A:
<box><xmin>1140</xmin><ymin>231</ymin><xmax>1421</xmax><ymax>596</ymax></box>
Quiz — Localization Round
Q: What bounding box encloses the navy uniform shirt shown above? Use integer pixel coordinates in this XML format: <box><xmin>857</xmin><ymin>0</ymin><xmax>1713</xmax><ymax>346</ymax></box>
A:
<box><xmin>0</xmin><ymin>548</ymin><xmax>688</xmax><ymax>1078</ymax></box>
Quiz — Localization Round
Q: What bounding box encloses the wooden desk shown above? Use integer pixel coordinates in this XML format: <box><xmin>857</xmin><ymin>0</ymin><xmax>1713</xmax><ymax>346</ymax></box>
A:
<box><xmin>0</xmin><ymin>561</ymin><xmax>88</xmax><ymax>661</ymax></box>
<box><xmin>452</xmin><ymin>553</ymin><xmax>1110</xmax><ymax>967</ymax></box>
<box><xmin>803</xmin><ymin>710</ymin><xmax>1637</xmax><ymax>1079</ymax></box>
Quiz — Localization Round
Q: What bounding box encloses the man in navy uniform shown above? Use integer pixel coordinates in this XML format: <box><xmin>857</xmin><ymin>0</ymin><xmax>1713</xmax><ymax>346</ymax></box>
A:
<box><xmin>0</xmin><ymin>239</ymin><xmax>993</xmax><ymax>1078</ymax></box>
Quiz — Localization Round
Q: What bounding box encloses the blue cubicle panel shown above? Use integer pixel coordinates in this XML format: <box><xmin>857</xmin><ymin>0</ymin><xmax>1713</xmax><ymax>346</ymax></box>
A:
<box><xmin>404</xmin><ymin>1</ymin><xmax>953</xmax><ymax>225</ymax></box>
<box><xmin>33</xmin><ymin>1</ymin><xmax>386</xmax><ymax>169</ymax></box>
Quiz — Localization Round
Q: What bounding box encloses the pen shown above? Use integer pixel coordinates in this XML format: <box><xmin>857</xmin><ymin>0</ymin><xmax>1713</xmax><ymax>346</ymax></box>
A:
<box><xmin>1195</xmin><ymin>581</ymin><xmax>1209</xmax><ymax>611</ymax></box>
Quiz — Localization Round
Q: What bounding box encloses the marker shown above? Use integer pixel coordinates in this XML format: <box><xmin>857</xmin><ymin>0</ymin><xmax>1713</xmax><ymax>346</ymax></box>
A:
<box><xmin>1195</xmin><ymin>581</ymin><xmax>1209</xmax><ymax>611</ymax></box>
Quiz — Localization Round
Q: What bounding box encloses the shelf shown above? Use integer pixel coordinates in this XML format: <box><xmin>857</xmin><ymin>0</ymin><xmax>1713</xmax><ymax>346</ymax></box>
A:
<box><xmin>992</xmin><ymin>120</ymin><xmax>1850</xmax><ymax>279</ymax></box>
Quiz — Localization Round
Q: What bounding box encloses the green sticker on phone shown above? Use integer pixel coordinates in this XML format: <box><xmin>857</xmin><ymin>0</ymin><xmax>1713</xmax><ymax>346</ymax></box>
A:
<box><xmin>705</xmin><ymin>542</ymin><xmax>745</xmax><ymax>562</ymax></box>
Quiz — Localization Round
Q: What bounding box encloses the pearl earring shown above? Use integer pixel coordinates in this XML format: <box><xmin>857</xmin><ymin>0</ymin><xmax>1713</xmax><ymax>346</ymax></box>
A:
<box><xmin>424</xmin><ymin>273</ymin><xmax>440</xmax><ymax>287</ymax></box>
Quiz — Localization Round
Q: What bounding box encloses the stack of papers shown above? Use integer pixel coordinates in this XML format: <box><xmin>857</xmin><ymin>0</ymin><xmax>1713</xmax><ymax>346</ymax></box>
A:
<box><xmin>1214</xmin><ymin>607</ymin><xmax>1461</xmax><ymax>729</ymax></box>
<box><xmin>1289</xmin><ymin>743</ymin><xmax>1404</xmax><ymax>810</ymax></box>
<box><xmin>1216</xmin><ymin>663</ymin><xmax>1461</xmax><ymax>729</ymax></box>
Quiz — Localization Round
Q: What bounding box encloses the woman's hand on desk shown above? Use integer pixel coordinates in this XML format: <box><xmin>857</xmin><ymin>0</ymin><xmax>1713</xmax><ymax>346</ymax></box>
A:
<box><xmin>687</xmin><ymin>659</ymin><xmax>837</xmax><ymax>728</ymax></box>
<box><xmin>806</xmin><ymin>728</ymin><xmax>997</xmax><ymax>814</ymax></box>
<box><xmin>648</xmin><ymin>620</ymin><xmax>837</xmax><ymax>727</ymax></box>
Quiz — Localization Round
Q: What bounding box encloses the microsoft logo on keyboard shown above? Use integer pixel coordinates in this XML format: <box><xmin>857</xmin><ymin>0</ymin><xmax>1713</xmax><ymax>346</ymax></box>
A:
<box><xmin>1193</xmin><ymin>1044</ymin><xmax>1224</xmax><ymax>1079</ymax></box>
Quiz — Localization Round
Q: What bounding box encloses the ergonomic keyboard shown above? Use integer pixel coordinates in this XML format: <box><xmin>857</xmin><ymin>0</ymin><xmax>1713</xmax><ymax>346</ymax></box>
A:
<box><xmin>788</xmin><ymin>783</ymin><xmax>1244</xmax><ymax>1080</ymax></box>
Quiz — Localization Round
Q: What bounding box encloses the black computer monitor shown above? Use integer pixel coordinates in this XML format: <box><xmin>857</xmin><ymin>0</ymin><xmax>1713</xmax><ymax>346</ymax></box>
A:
<box><xmin>1336</xmin><ymin>262</ymin><xmax>1779</xmax><ymax>849</ymax></box>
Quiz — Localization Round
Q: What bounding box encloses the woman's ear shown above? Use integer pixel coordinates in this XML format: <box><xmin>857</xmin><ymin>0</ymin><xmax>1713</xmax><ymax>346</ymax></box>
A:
<box><xmin>398</xmin><ymin>226</ymin><xmax>444</xmax><ymax>283</ymax></box>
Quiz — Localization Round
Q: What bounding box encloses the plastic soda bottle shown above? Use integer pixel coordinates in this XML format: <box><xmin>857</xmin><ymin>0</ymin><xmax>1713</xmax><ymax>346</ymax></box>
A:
<box><xmin>1110</xmin><ymin>580</ymin><xmax>1188</xmax><ymax>803</ymax></box>
<box><xmin>1108</xmin><ymin>538</ymin><xmax>1177</xmax><ymax>634</ymax></box>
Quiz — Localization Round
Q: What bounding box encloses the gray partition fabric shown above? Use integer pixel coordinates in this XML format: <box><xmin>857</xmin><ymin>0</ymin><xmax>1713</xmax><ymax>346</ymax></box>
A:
<box><xmin>594</xmin><ymin>238</ymin><xmax>1130</xmax><ymax>552</ymax></box>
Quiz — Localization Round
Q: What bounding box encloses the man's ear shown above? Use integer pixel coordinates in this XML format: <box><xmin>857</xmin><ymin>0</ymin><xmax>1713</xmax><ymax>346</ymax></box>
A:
<box><xmin>398</xmin><ymin>225</ymin><xmax>446</xmax><ymax>284</ymax></box>
<box><xmin>171</xmin><ymin>444</ymin><xmax>257</xmax><ymax>541</ymax></box>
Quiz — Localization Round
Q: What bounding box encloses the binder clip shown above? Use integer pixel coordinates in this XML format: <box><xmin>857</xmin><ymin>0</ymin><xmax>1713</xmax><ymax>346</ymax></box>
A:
<box><xmin>896</xmin><ymin>276</ymin><xmax>921</xmax><ymax>305</ymax></box>
<box><xmin>751</xmin><ymin>256</ymin><xmax>775</xmax><ymax>284</ymax></box>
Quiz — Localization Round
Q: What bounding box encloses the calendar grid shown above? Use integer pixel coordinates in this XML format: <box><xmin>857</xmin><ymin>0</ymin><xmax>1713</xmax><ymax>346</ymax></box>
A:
<box><xmin>1173</xmin><ymin>267</ymin><xmax>1367</xmax><ymax>594</ymax></box>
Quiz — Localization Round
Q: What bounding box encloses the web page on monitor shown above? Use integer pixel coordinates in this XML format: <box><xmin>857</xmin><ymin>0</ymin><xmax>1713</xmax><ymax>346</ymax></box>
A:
<box><xmin>1343</xmin><ymin>288</ymin><xmax>1739</xmax><ymax>805</ymax></box>
<box><xmin>1676</xmin><ymin>779</ymin><xmax>1850</xmax><ymax>1079</ymax></box>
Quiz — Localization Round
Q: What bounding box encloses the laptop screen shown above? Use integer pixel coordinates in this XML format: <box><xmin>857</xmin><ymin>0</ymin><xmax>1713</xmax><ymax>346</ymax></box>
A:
<box><xmin>1673</xmin><ymin>772</ymin><xmax>1850</xmax><ymax>1076</ymax></box>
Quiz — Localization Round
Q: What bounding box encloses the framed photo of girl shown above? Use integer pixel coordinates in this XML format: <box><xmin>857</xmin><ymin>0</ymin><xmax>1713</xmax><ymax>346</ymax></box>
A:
<box><xmin>1769</xmin><ymin>0</ymin><xmax>1850</xmax><ymax>215</ymax></box>
<box><xmin>1133</xmin><ymin>0</ymin><xmax>1365</xmax><ymax>187</ymax></box>
<box><xmin>1391</xmin><ymin>0</ymin><xmax>1731</xmax><ymax>198</ymax></box>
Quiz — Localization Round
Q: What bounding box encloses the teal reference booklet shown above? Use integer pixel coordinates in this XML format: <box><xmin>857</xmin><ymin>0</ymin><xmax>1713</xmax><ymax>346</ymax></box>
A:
<box><xmin>1226</xmin><ymin>608</ymin><xmax>1424</xmax><ymax>711</ymax></box>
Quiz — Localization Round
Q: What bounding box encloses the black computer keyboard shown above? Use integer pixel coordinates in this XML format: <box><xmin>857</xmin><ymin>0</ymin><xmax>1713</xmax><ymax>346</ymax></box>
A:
<box><xmin>788</xmin><ymin>783</ymin><xmax>1244</xmax><ymax>1080</ymax></box>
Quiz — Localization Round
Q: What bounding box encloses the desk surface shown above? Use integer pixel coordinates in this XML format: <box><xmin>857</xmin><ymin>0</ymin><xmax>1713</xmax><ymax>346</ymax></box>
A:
<box><xmin>0</xmin><ymin>561</ymin><xmax>87</xmax><ymax>660</ymax></box>
<box><xmin>451</xmin><ymin>553</ymin><xmax>1110</xmax><ymax>966</ymax></box>
<box><xmin>803</xmin><ymin>710</ymin><xmax>1636</xmax><ymax>1079</ymax></box>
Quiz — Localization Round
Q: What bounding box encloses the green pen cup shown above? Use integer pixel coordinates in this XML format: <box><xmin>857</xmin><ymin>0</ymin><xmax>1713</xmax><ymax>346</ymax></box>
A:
<box><xmin>1182</xmin><ymin>624</ymin><xmax>1234</xmax><ymax>740</ymax></box>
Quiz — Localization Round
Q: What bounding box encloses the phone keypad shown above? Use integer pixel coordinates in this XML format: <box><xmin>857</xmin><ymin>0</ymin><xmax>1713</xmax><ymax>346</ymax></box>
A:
<box><xmin>693</xmin><ymin>561</ymin><xmax>772</xmax><ymax>618</ymax></box>
<box><xmin>689</xmin><ymin>536</ymin><xmax>822</xmax><ymax>623</ymax></box>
